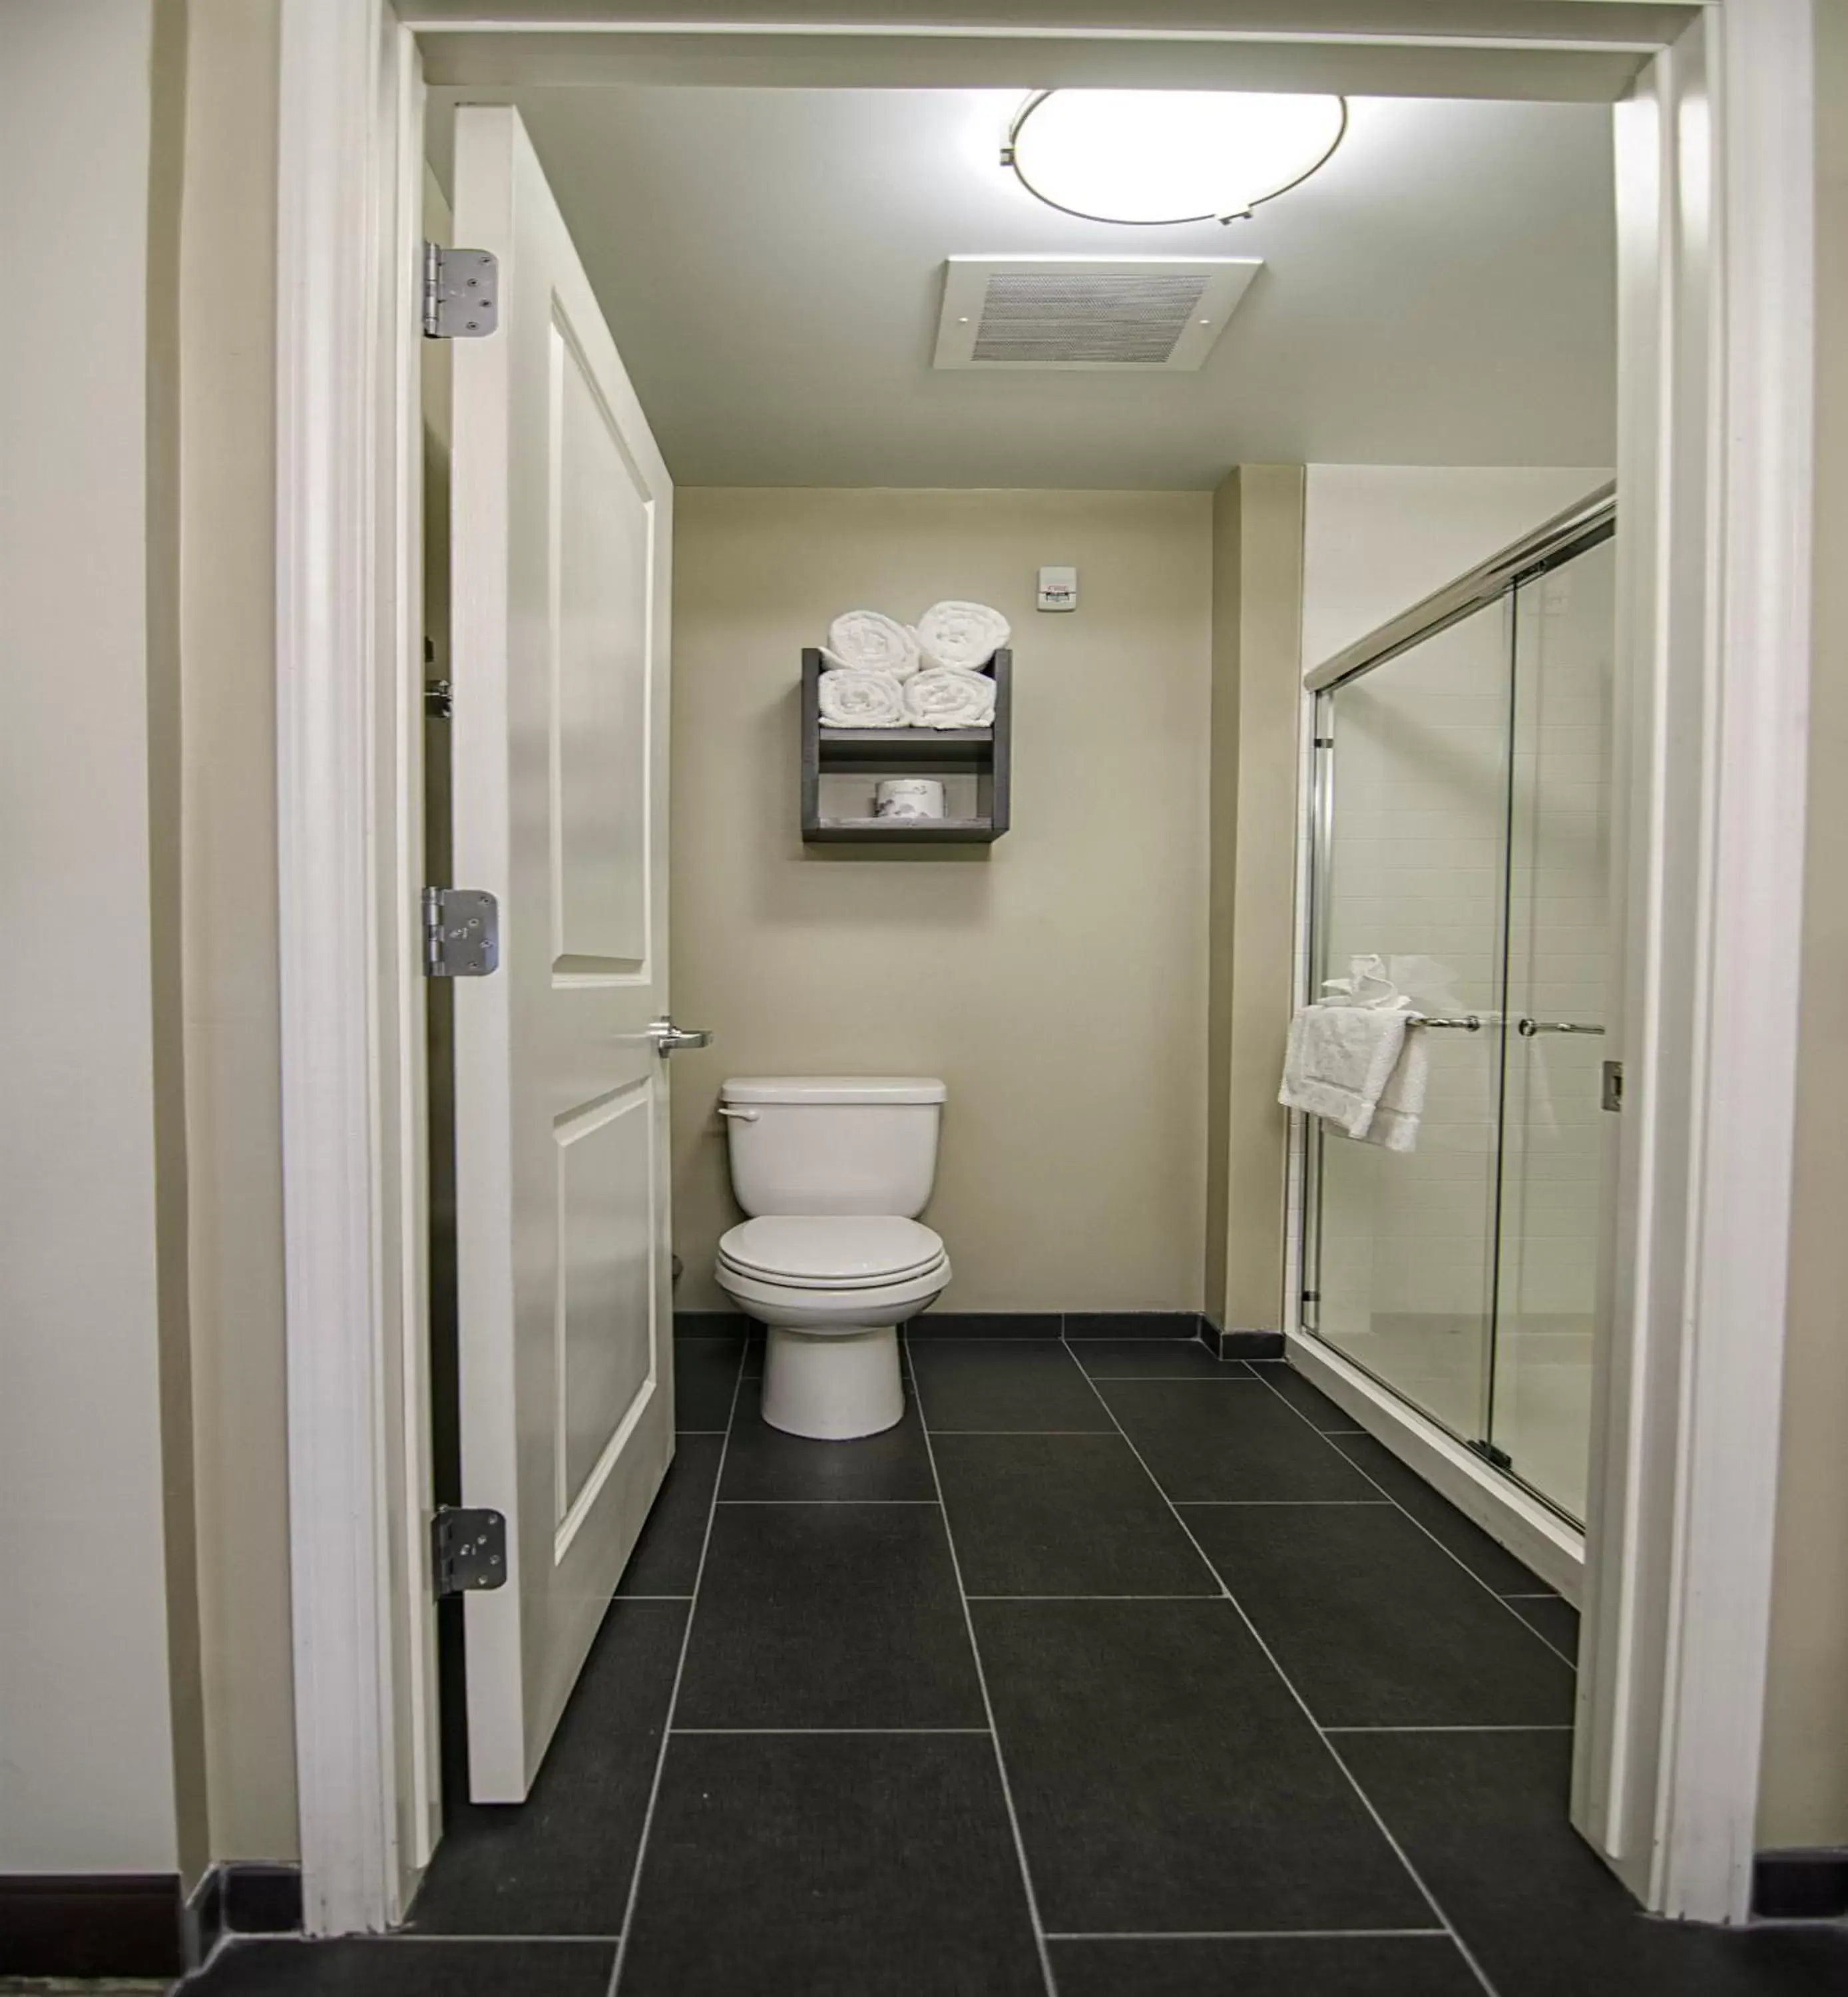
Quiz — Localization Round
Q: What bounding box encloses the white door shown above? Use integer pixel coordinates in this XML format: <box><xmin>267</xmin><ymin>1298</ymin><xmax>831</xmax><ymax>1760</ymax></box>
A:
<box><xmin>449</xmin><ymin>105</ymin><xmax>680</xmax><ymax>1802</ymax></box>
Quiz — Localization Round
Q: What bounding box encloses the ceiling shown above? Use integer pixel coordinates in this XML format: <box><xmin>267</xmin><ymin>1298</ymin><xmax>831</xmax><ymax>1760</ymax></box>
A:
<box><xmin>427</xmin><ymin>87</ymin><xmax>1616</xmax><ymax>489</ymax></box>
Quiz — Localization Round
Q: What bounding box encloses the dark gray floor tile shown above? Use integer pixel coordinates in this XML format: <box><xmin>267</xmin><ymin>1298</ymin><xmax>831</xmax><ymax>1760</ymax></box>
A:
<box><xmin>1096</xmin><ymin>1381</ymin><xmax>1384</xmax><ymax>1502</ymax></box>
<box><xmin>672</xmin><ymin>1337</ymin><xmax>744</xmax><ymax>1431</ymax></box>
<box><xmin>1068</xmin><ymin>1339</ymin><xmax>1255</xmax><ymax>1380</ymax></box>
<box><xmin>1340</xmin><ymin>1729</ymin><xmax>1848</xmax><ymax>1997</ymax></box>
<box><xmin>1326</xmin><ymin>1431</ymin><xmax>1556</xmax><ymax>1595</ymax></box>
<box><xmin>1508</xmin><ymin>1593</ymin><xmax>1581</xmax><ymax>1660</ymax></box>
<box><xmin>186</xmin><ymin>1939</ymin><xmax>615</xmax><ymax>1994</ymax></box>
<box><xmin>1250</xmin><ymin>1359</ymin><xmax>1365</xmax><ymax>1432</ymax></box>
<box><xmin>932</xmin><ymin>1433</ymin><xmax>1218</xmax><ymax>1598</ymax></box>
<box><xmin>614</xmin><ymin>1437</ymin><xmax>720</xmax><ymax>1598</ymax></box>
<box><xmin>1064</xmin><ymin>1311</ymin><xmax>1204</xmax><ymax>1339</ymax></box>
<box><xmin>907</xmin><ymin>1310</ymin><xmax>1061</xmax><ymax>1339</ymax></box>
<box><xmin>972</xmin><ymin>1600</ymin><xmax>1429</xmax><ymax>1934</ymax></box>
<box><xmin>620</xmin><ymin>1733</ymin><xmax>1043</xmax><ymax>1996</ymax></box>
<box><xmin>909</xmin><ymin>1339</ymin><xmax>1112</xmax><ymax>1431</ymax></box>
<box><xmin>675</xmin><ymin>1503</ymin><xmax>983</xmax><ymax>1728</ymax></box>
<box><xmin>1188</xmin><ymin>1506</ymin><xmax>1574</xmax><ymax>1727</ymax></box>
<box><xmin>407</xmin><ymin>1601</ymin><xmax>686</xmax><ymax>1934</ymax></box>
<box><xmin>720</xmin><ymin>1391</ymin><xmax>935</xmax><ymax>1501</ymax></box>
<box><xmin>1048</xmin><ymin>1936</ymin><xmax>1480</xmax><ymax>1996</ymax></box>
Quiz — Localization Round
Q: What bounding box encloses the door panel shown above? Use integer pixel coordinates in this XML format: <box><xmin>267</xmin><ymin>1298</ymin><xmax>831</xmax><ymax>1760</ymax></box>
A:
<box><xmin>1488</xmin><ymin>537</ymin><xmax>1616</xmax><ymax>1520</ymax></box>
<box><xmin>1307</xmin><ymin>598</ymin><xmax>1514</xmax><ymax>1446</ymax></box>
<box><xmin>450</xmin><ymin>105</ymin><xmax>675</xmax><ymax>1803</ymax></box>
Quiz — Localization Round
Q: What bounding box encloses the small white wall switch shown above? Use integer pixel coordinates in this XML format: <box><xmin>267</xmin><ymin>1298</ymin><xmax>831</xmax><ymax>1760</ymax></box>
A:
<box><xmin>1038</xmin><ymin>565</ymin><xmax>1078</xmax><ymax>612</ymax></box>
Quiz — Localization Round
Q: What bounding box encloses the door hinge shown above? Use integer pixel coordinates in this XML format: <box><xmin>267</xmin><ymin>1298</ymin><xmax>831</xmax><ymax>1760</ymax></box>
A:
<box><xmin>422</xmin><ymin>241</ymin><xmax>499</xmax><ymax>339</ymax></box>
<box><xmin>431</xmin><ymin>1506</ymin><xmax>507</xmax><ymax>1597</ymax></box>
<box><xmin>423</xmin><ymin>887</ymin><xmax>499</xmax><ymax>977</ymax></box>
<box><xmin>1601</xmin><ymin>1059</ymin><xmax>1624</xmax><ymax>1113</ymax></box>
<box><xmin>1468</xmin><ymin>1438</ymin><xmax>1514</xmax><ymax>1472</ymax></box>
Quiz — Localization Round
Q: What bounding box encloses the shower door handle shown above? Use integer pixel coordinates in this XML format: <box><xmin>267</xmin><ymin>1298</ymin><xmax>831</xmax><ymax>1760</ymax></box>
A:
<box><xmin>1516</xmin><ymin>1018</ymin><xmax>1606</xmax><ymax>1036</ymax></box>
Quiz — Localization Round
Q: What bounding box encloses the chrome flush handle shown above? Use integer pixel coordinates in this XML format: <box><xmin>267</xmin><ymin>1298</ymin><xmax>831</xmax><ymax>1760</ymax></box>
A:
<box><xmin>648</xmin><ymin>1018</ymin><xmax>712</xmax><ymax>1056</ymax></box>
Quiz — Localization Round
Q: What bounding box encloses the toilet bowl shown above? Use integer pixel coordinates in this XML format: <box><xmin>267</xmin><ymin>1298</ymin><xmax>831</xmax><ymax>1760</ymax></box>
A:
<box><xmin>713</xmin><ymin>1078</ymin><xmax>949</xmax><ymax>1439</ymax></box>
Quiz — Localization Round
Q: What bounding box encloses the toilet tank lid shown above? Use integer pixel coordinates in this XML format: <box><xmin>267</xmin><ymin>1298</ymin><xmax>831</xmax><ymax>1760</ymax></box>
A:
<box><xmin>720</xmin><ymin>1075</ymin><xmax>947</xmax><ymax>1105</ymax></box>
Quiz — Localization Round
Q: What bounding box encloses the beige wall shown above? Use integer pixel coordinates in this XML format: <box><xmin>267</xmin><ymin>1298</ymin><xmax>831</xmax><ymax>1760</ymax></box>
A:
<box><xmin>1204</xmin><ymin>468</ymin><xmax>1305</xmax><ymax>1334</ymax></box>
<box><xmin>670</xmin><ymin>489</ymin><xmax>1212</xmax><ymax>1314</ymax></box>
<box><xmin>178</xmin><ymin>0</ymin><xmax>298</xmax><ymax>1861</ymax></box>
<box><xmin>1758</xmin><ymin>0</ymin><xmax>1848</xmax><ymax>1853</ymax></box>
<box><xmin>0</xmin><ymin>0</ymin><xmax>202</xmax><ymax>1878</ymax></box>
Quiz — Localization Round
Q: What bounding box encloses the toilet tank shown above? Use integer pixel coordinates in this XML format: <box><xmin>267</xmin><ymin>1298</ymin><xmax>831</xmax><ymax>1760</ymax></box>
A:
<box><xmin>720</xmin><ymin>1076</ymin><xmax>946</xmax><ymax>1217</ymax></box>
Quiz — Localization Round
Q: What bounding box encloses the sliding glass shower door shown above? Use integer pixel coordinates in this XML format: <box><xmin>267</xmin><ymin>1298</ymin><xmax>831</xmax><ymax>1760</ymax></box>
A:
<box><xmin>1301</xmin><ymin>501</ymin><xmax>1614</xmax><ymax>1524</ymax></box>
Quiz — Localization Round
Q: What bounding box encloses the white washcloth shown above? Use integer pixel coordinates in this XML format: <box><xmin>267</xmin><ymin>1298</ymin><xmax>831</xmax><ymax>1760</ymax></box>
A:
<box><xmin>823</xmin><ymin>610</ymin><xmax>921</xmax><ymax>679</ymax></box>
<box><xmin>1279</xmin><ymin>1003</ymin><xmax>1429</xmax><ymax>1152</ymax></box>
<box><xmin>903</xmin><ymin>666</ymin><xmax>996</xmax><ymax>730</ymax></box>
<box><xmin>818</xmin><ymin>667</ymin><xmax>907</xmax><ymax>729</ymax></box>
<box><xmin>914</xmin><ymin>600</ymin><xmax>1010</xmax><ymax>670</ymax></box>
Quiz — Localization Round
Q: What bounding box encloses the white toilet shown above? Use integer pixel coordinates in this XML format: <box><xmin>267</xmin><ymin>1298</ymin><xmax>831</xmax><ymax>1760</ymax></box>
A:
<box><xmin>714</xmin><ymin>1076</ymin><xmax>950</xmax><ymax>1439</ymax></box>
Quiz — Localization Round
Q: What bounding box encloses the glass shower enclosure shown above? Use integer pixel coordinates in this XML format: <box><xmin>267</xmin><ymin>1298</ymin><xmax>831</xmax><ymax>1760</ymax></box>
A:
<box><xmin>1299</xmin><ymin>489</ymin><xmax>1615</xmax><ymax>1524</ymax></box>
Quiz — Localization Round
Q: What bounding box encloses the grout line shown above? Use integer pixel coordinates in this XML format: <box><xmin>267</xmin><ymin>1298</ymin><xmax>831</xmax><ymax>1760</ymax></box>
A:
<box><xmin>965</xmin><ymin>1594</ymin><xmax>1221</xmax><ymax>1602</ymax></box>
<box><xmin>674</xmin><ymin>1429</ymin><xmax>729</xmax><ymax>1437</ymax></box>
<box><xmin>714</xmin><ymin>1497</ymin><xmax>940</xmax><ymax>1505</ymax></box>
<box><xmin>1060</xmin><ymin>1337</ymin><xmax>1504</xmax><ymax>1997</ymax></box>
<box><xmin>614</xmin><ymin>1594</ymin><xmax>696</xmax><ymax>1602</ymax></box>
<box><xmin>1324</xmin><ymin>1724</ymin><xmax>1574</xmax><ymax>1735</ymax></box>
<box><xmin>907</xmin><ymin>1330</ymin><xmax>1062</xmax><ymax>1997</ymax></box>
<box><xmin>1501</xmin><ymin>1593</ymin><xmax>1566</xmax><ymax>1602</ymax></box>
<box><xmin>1176</xmin><ymin>1500</ymin><xmax>1393</xmax><ymax>1508</ymax></box>
<box><xmin>1244</xmin><ymin>1367</ymin><xmax>1580</xmax><ymax>1671</ymax></box>
<box><xmin>1042</xmin><ymin>1927</ymin><xmax>1451</xmax><ymax>1942</ymax></box>
<box><xmin>380</xmin><ymin>1934</ymin><xmax>621</xmax><ymax>1945</ymax></box>
<box><xmin>925</xmin><ymin>1429</ymin><xmax>1116</xmax><ymax>1437</ymax></box>
<box><xmin>670</xmin><ymin>1725</ymin><xmax>991</xmax><ymax>1735</ymax></box>
<box><xmin>607</xmin><ymin>1340</ymin><xmax>750</xmax><ymax>1996</ymax></box>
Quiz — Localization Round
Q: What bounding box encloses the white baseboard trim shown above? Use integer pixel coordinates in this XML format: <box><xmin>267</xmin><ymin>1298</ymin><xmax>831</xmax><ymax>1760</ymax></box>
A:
<box><xmin>1283</xmin><ymin>1329</ymin><xmax>1584</xmax><ymax>1606</ymax></box>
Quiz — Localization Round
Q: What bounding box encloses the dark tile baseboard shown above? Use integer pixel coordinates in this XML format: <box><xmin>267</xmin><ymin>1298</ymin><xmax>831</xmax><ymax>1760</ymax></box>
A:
<box><xmin>0</xmin><ymin>1861</ymin><xmax>306</xmax><ymax>1979</ymax></box>
<box><xmin>0</xmin><ymin>1872</ymin><xmax>185</xmax><ymax>1979</ymax></box>
<box><xmin>680</xmin><ymin>1307</ymin><xmax>1225</xmax><ymax>1341</ymax></box>
<box><xmin>1198</xmin><ymin>1316</ymin><xmax>1286</xmax><ymax>1361</ymax></box>
<box><xmin>1753</xmin><ymin>1847</ymin><xmax>1848</xmax><ymax>1920</ymax></box>
<box><xmin>911</xmin><ymin>1311</ymin><xmax>1063</xmax><ymax>1339</ymax></box>
<box><xmin>222</xmin><ymin>1861</ymin><xmax>305</xmax><ymax>1935</ymax></box>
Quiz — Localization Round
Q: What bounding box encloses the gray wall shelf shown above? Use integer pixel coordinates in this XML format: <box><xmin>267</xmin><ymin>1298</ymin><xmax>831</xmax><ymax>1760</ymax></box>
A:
<box><xmin>802</xmin><ymin>646</ymin><xmax>1011</xmax><ymax>843</ymax></box>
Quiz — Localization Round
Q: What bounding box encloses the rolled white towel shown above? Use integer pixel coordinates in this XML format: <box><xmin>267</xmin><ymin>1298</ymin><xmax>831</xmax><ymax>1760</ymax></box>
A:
<box><xmin>823</xmin><ymin>610</ymin><xmax>921</xmax><ymax>679</ymax></box>
<box><xmin>818</xmin><ymin>667</ymin><xmax>907</xmax><ymax>729</ymax></box>
<box><xmin>914</xmin><ymin>600</ymin><xmax>1011</xmax><ymax>670</ymax></box>
<box><xmin>903</xmin><ymin>667</ymin><xmax>996</xmax><ymax>730</ymax></box>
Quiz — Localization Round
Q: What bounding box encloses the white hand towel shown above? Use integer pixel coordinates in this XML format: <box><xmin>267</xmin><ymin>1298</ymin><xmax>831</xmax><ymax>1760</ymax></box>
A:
<box><xmin>1279</xmin><ymin>1002</ymin><xmax>1427</xmax><ymax>1150</ymax></box>
<box><xmin>823</xmin><ymin>610</ymin><xmax>921</xmax><ymax>679</ymax></box>
<box><xmin>818</xmin><ymin>667</ymin><xmax>907</xmax><ymax>729</ymax></box>
<box><xmin>1361</xmin><ymin>1026</ymin><xmax>1430</xmax><ymax>1153</ymax></box>
<box><xmin>914</xmin><ymin>600</ymin><xmax>1011</xmax><ymax>670</ymax></box>
<box><xmin>902</xmin><ymin>666</ymin><xmax>996</xmax><ymax>730</ymax></box>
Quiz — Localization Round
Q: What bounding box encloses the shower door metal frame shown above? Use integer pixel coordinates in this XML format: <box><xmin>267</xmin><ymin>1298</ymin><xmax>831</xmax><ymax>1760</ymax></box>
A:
<box><xmin>1299</xmin><ymin>493</ymin><xmax>1617</xmax><ymax>1516</ymax></box>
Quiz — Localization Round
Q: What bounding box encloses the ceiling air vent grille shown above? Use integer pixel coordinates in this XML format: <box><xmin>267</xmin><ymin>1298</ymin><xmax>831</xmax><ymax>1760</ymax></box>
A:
<box><xmin>935</xmin><ymin>257</ymin><xmax>1261</xmax><ymax>373</ymax></box>
<box><xmin>971</xmin><ymin>271</ymin><xmax>1211</xmax><ymax>365</ymax></box>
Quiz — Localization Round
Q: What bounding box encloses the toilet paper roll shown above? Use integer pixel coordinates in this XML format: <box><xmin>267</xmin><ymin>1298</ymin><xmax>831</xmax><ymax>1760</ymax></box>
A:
<box><xmin>875</xmin><ymin>778</ymin><xmax>947</xmax><ymax>821</ymax></box>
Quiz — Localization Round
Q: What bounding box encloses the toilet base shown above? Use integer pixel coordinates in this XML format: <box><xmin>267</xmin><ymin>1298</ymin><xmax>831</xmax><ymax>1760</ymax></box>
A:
<box><xmin>760</xmin><ymin>1323</ymin><xmax>905</xmax><ymax>1439</ymax></box>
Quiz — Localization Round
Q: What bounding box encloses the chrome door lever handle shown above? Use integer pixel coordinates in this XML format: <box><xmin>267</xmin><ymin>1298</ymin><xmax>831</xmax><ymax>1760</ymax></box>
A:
<box><xmin>648</xmin><ymin>1018</ymin><xmax>712</xmax><ymax>1056</ymax></box>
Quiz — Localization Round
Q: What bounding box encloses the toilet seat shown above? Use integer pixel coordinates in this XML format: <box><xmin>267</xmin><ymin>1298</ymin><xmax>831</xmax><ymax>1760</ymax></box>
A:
<box><xmin>717</xmin><ymin>1215</ymin><xmax>945</xmax><ymax>1290</ymax></box>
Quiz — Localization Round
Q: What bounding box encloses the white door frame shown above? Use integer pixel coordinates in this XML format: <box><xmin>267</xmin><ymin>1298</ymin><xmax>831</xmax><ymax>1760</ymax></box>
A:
<box><xmin>276</xmin><ymin>0</ymin><xmax>1813</xmax><ymax>1936</ymax></box>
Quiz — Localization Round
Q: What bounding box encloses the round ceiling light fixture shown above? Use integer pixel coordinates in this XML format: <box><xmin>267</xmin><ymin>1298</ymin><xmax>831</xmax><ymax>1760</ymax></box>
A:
<box><xmin>1003</xmin><ymin>89</ymin><xmax>1348</xmax><ymax>227</ymax></box>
